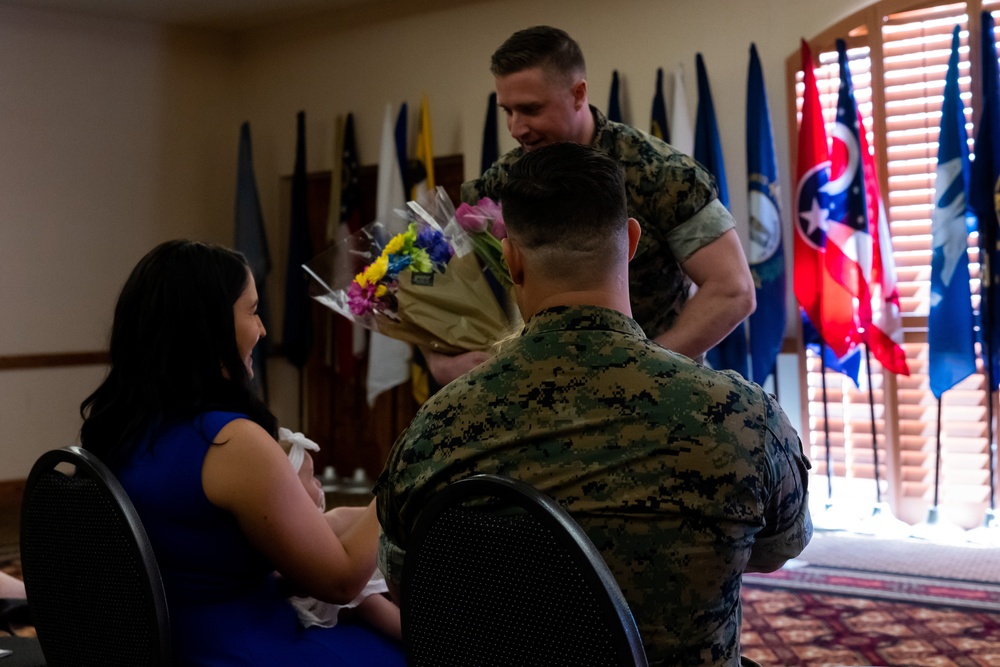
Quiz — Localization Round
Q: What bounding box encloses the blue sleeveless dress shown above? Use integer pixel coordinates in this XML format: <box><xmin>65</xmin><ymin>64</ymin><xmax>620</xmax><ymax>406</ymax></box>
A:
<box><xmin>114</xmin><ymin>411</ymin><xmax>405</xmax><ymax>666</ymax></box>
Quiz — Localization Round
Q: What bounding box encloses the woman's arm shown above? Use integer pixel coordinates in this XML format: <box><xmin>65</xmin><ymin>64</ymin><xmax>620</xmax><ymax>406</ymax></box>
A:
<box><xmin>201</xmin><ymin>418</ymin><xmax>378</xmax><ymax>605</ymax></box>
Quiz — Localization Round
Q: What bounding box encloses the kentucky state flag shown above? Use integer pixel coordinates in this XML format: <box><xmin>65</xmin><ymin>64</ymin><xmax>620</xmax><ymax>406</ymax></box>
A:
<box><xmin>929</xmin><ymin>26</ymin><xmax>977</xmax><ymax>398</ymax></box>
<box><xmin>745</xmin><ymin>43</ymin><xmax>785</xmax><ymax>385</ymax></box>
<box><xmin>695</xmin><ymin>53</ymin><xmax>748</xmax><ymax>378</ymax></box>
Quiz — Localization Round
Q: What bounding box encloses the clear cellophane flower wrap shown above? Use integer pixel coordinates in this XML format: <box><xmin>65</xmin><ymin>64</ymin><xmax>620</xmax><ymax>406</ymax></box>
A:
<box><xmin>304</xmin><ymin>186</ymin><xmax>519</xmax><ymax>355</ymax></box>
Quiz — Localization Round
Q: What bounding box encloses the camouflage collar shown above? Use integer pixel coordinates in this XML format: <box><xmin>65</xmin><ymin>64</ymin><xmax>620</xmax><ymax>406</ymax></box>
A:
<box><xmin>523</xmin><ymin>304</ymin><xmax>645</xmax><ymax>339</ymax></box>
<box><xmin>590</xmin><ymin>105</ymin><xmax>612</xmax><ymax>150</ymax></box>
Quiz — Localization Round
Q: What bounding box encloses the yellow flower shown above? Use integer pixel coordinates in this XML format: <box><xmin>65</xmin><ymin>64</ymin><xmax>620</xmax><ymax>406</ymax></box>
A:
<box><xmin>384</xmin><ymin>232</ymin><xmax>406</xmax><ymax>255</ymax></box>
<box><xmin>375</xmin><ymin>285</ymin><xmax>387</xmax><ymax>298</ymax></box>
<box><xmin>361</xmin><ymin>254</ymin><xmax>388</xmax><ymax>285</ymax></box>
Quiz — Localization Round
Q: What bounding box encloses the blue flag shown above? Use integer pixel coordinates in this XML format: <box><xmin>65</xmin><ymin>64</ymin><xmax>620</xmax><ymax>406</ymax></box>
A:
<box><xmin>695</xmin><ymin>53</ymin><xmax>748</xmax><ymax>378</ymax></box>
<box><xmin>394</xmin><ymin>102</ymin><xmax>409</xmax><ymax>194</ymax></box>
<box><xmin>745</xmin><ymin>43</ymin><xmax>785</xmax><ymax>385</ymax></box>
<box><xmin>234</xmin><ymin>122</ymin><xmax>271</xmax><ymax>394</ymax></box>
<box><xmin>802</xmin><ymin>313</ymin><xmax>861</xmax><ymax>386</ymax></box>
<box><xmin>929</xmin><ymin>27</ymin><xmax>977</xmax><ymax>398</ymax></box>
<box><xmin>481</xmin><ymin>92</ymin><xmax>499</xmax><ymax>174</ymax></box>
<box><xmin>282</xmin><ymin>111</ymin><xmax>312</xmax><ymax>369</ymax></box>
<box><xmin>651</xmin><ymin>67</ymin><xmax>669</xmax><ymax>142</ymax></box>
<box><xmin>608</xmin><ymin>70</ymin><xmax>622</xmax><ymax>123</ymax></box>
<box><xmin>971</xmin><ymin>11</ymin><xmax>1000</xmax><ymax>389</ymax></box>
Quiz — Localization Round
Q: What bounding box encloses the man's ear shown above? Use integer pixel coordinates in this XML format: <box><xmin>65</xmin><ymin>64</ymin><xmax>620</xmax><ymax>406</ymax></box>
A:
<box><xmin>626</xmin><ymin>218</ymin><xmax>642</xmax><ymax>262</ymax></box>
<box><xmin>571</xmin><ymin>78</ymin><xmax>588</xmax><ymax>111</ymax></box>
<box><xmin>501</xmin><ymin>238</ymin><xmax>524</xmax><ymax>285</ymax></box>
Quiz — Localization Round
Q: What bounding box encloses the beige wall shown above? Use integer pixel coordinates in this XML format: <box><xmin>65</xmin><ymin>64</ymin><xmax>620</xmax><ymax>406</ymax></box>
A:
<box><xmin>0</xmin><ymin>5</ymin><xmax>239</xmax><ymax>478</ymax></box>
<box><xmin>1</xmin><ymin>0</ymin><xmax>872</xmax><ymax>479</ymax></box>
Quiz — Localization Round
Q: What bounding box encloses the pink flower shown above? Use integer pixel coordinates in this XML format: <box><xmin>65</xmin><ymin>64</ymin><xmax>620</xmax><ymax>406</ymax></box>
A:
<box><xmin>476</xmin><ymin>198</ymin><xmax>506</xmax><ymax>240</ymax></box>
<box><xmin>455</xmin><ymin>202</ymin><xmax>488</xmax><ymax>233</ymax></box>
<box><xmin>455</xmin><ymin>198</ymin><xmax>506</xmax><ymax>240</ymax></box>
<box><xmin>347</xmin><ymin>281</ymin><xmax>378</xmax><ymax>316</ymax></box>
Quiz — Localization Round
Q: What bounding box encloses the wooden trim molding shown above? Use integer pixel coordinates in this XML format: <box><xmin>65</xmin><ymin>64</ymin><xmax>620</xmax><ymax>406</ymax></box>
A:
<box><xmin>0</xmin><ymin>479</ymin><xmax>25</xmax><ymax>509</ymax></box>
<box><xmin>0</xmin><ymin>352</ymin><xmax>109</xmax><ymax>371</ymax></box>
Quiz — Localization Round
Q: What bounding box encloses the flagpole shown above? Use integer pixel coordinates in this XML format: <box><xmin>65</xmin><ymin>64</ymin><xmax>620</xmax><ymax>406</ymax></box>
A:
<box><xmin>819</xmin><ymin>342</ymin><xmax>833</xmax><ymax>502</ymax></box>
<box><xmin>863</xmin><ymin>344</ymin><xmax>882</xmax><ymax>504</ymax></box>
<box><xmin>934</xmin><ymin>398</ymin><xmax>943</xmax><ymax>509</ymax></box>
<box><xmin>771</xmin><ymin>360</ymin><xmax>779</xmax><ymax>404</ymax></box>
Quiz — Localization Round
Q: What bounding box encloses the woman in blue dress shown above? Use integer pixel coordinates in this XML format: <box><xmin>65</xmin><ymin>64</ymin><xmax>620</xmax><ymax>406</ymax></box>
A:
<box><xmin>80</xmin><ymin>240</ymin><xmax>405</xmax><ymax>666</ymax></box>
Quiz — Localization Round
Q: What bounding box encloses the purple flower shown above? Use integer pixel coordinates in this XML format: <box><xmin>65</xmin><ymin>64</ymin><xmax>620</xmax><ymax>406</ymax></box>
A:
<box><xmin>416</xmin><ymin>227</ymin><xmax>454</xmax><ymax>268</ymax></box>
<box><xmin>347</xmin><ymin>281</ymin><xmax>378</xmax><ymax>316</ymax></box>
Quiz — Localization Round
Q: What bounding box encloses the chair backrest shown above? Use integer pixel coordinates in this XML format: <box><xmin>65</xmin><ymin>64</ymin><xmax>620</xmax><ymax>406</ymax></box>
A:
<box><xmin>19</xmin><ymin>446</ymin><xmax>170</xmax><ymax>667</ymax></box>
<box><xmin>401</xmin><ymin>474</ymin><xmax>647</xmax><ymax>667</ymax></box>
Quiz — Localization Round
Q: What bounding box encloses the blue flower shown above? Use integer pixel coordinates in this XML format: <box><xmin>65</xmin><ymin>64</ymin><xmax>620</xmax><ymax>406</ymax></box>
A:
<box><xmin>416</xmin><ymin>227</ymin><xmax>453</xmax><ymax>269</ymax></box>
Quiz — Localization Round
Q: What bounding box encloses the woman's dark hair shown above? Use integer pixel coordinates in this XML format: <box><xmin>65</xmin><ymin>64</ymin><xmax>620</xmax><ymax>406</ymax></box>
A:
<box><xmin>80</xmin><ymin>239</ymin><xmax>277</xmax><ymax>464</ymax></box>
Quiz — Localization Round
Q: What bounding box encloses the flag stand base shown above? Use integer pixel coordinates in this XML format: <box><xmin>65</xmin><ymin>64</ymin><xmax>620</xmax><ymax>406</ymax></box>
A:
<box><xmin>909</xmin><ymin>505</ymin><xmax>966</xmax><ymax>543</ymax></box>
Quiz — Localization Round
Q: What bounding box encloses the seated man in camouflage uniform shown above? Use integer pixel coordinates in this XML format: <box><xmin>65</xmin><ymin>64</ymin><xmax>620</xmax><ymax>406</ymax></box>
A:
<box><xmin>375</xmin><ymin>143</ymin><xmax>812</xmax><ymax>667</ymax></box>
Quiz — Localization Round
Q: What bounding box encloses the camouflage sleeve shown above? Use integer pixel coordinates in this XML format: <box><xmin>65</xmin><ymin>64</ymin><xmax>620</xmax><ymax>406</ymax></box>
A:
<box><xmin>665</xmin><ymin>198</ymin><xmax>736</xmax><ymax>264</ymax></box>
<box><xmin>745</xmin><ymin>390</ymin><xmax>813</xmax><ymax>573</ymax></box>
<box><xmin>377</xmin><ymin>529</ymin><xmax>406</xmax><ymax>594</ymax></box>
<box><xmin>459</xmin><ymin>149</ymin><xmax>524</xmax><ymax>205</ymax></box>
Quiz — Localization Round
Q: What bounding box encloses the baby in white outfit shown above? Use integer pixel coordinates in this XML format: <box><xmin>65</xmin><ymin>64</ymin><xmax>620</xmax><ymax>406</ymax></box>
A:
<box><xmin>278</xmin><ymin>428</ymin><xmax>401</xmax><ymax>640</ymax></box>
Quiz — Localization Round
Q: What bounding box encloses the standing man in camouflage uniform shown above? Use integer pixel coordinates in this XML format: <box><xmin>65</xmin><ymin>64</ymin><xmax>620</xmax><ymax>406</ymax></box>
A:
<box><xmin>423</xmin><ymin>25</ymin><xmax>756</xmax><ymax>384</ymax></box>
<box><xmin>376</xmin><ymin>143</ymin><xmax>812</xmax><ymax>666</ymax></box>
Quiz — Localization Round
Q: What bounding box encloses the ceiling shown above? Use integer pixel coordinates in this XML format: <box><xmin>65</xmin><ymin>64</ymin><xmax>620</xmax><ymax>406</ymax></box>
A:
<box><xmin>0</xmin><ymin>0</ymin><xmax>412</xmax><ymax>31</ymax></box>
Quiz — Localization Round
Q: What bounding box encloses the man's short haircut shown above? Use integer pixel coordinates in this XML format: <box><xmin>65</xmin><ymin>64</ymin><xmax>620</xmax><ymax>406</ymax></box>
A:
<box><xmin>499</xmin><ymin>142</ymin><xmax>627</xmax><ymax>252</ymax></box>
<box><xmin>490</xmin><ymin>26</ymin><xmax>586</xmax><ymax>80</ymax></box>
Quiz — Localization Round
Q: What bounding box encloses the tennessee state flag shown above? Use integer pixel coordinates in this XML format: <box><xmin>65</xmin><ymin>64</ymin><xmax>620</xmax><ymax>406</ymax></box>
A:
<box><xmin>794</xmin><ymin>39</ymin><xmax>857</xmax><ymax>358</ymax></box>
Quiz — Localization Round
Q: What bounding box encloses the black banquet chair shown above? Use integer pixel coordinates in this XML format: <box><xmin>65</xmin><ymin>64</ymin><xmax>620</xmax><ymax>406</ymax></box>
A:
<box><xmin>19</xmin><ymin>446</ymin><xmax>171</xmax><ymax>667</ymax></box>
<box><xmin>401</xmin><ymin>474</ymin><xmax>647</xmax><ymax>667</ymax></box>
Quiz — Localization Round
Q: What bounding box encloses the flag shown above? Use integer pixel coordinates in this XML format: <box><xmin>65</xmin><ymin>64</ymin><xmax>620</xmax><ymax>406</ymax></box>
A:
<box><xmin>283</xmin><ymin>111</ymin><xmax>312</xmax><ymax>369</ymax></box>
<box><xmin>330</xmin><ymin>113</ymin><xmax>366</xmax><ymax>377</ymax></box>
<box><xmin>651</xmin><ymin>67</ymin><xmax>670</xmax><ymax>143</ymax></box>
<box><xmin>794</xmin><ymin>39</ymin><xmax>856</xmax><ymax>359</ymax></box>
<box><xmin>971</xmin><ymin>11</ymin><xmax>1000</xmax><ymax>388</ymax></box>
<box><xmin>366</xmin><ymin>103</ymin><xmax>412</xmax><ymax>406</ymax></box>
<box><xmin>929</xmin><ymin>26</ymin><xmax>977</xmax><ymax>398</ymax></box>
<box><xmin>234</xmin><ymin>122</ymin><xmax>272</xmax><ymax>395</ymax></box>
<box><xmin>670</xmin><ymin>63</ymin><xmax>694</xmax><ymax>156</ymax></box>
<box><xmin>745</xmin><ymin>43</ymin><xmax>786</xmax><ymax>385</ymax></box>
<box><xmin>803</xmin><ymin>314</ymin><xmax>862</xmax><ymax>386</ymax></box>
<box><xmin>829</xmin><ymin>41</ymin><xmax>874</xmax><ymax>327</ymax></box>
<box><xmin>695</xmin><ymin>53</ymin><xmax>748</xmax><ymax>378</ymax></box>
<box><xmin>412</xmin><ymin>95</ymin><xmax>435</xmax><ymax>200</ymax></box>
<box><xmin>849</xmin><ymin>49</ymin><xmax>910</xmax><ymax>375</ymax></box>
<box><xmin>481</xmin><ymin>92</ymin><xmax>499</xmax><ymax>174</ymax></box>
<box><xmin>608</xmin><ymin>70</ymin><xmax>623</xmax><ymax>123</ymax></box>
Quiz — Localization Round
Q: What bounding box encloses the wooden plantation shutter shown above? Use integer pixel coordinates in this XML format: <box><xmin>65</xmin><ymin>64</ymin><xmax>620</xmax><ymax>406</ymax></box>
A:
<box><xmin>792</xmin><ymin>0</ymin><xmax>996</xmax><ymax>528</ymax></box>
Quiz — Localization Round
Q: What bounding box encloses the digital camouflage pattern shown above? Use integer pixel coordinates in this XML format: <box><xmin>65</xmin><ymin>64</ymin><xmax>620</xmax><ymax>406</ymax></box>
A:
<box><xmin>460</xmin><ymin>107</ymin><xmax>735</xmax><ymax>341</ymax></box>
<box><xmin>376</xmin><ymin>305</ymin><xmax>812</xmax><ymax>667</ymax></box>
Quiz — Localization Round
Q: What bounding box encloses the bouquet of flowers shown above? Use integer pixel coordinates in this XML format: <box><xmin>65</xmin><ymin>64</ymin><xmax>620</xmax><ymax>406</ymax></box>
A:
<box><xmin>304</xmin><ymin>187</ymin><xmax>519</xmax><ymax>355</ymax></box>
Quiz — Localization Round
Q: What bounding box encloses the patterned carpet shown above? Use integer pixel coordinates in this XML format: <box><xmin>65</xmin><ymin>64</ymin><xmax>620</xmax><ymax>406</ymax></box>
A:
<box><xmin>7</xmin><ymin>546</ymin><xmax>1000</xmax><ymax>665</ymax></box>
<box><xmin>740</xmin><ymin>585</ymin><xmax>1000</xmax><ymax>666</ymax></box>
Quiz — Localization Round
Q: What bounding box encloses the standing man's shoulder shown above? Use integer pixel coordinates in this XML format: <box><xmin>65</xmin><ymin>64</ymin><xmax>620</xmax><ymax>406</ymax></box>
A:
<box><xmin>460</xmin><ymin>147</ymin><xmax>525</xmax><ymax>204</ymax></box>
